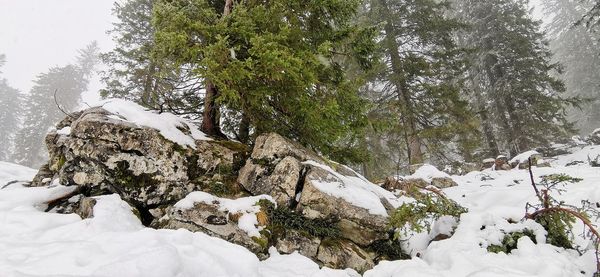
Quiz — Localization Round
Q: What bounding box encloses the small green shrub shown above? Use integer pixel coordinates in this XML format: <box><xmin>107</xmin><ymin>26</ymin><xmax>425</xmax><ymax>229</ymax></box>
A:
<box><xmin>487</xmin><ymin>229</ymin><xmax>537</xmax><ymax>254</ymax></box>
<box><xmin>260</xmin><ymin>200</ymin><xmax>341</xmax><ymax>238</ymax></box>
<box><xmin>390</xmin><ymin>193</ymin><xmax>467</xmax><ymax>235</ymax></box>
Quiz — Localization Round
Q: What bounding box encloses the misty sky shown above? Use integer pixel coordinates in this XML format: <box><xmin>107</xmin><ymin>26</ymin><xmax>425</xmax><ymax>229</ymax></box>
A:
<box><xmin>0</xmin><ymin>0</ymin><xmax>116</xmax><ymax>104</ymax></box>
<box><xmin>0</xmin><ymin>0</ymin><xmax>544</xmax><ymax>105</ymax></box>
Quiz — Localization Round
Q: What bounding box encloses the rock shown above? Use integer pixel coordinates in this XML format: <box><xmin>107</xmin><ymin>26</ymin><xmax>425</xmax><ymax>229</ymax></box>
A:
<box><xmin>238</xmin><ymin>156</ymin><xmax>302</xmax><ymax>207</ymax></box>
<box><xmin>298</xmin><ymin>166</ymin><xmax>390</xmax><ymax>246</ymax></box>
<box><xmin>482</xmin><ymin>158</ymin><xmax>495</xmax><ymax>170</ymax></box>
<box><xmin>316</xmin><ymin>239</ymin><xmax>375</xmax><ymax>274</ymax></box>
<box><xmin>509</xmin><ymin>151</ymin><xmax>542</xmax><ymax>169</ymax></box>
<box><xmin>275</xmin><ymin>230</ymin><xmax>321</xmax><ymax>258</ymax></box>
<box><xmin>33</xmin><ymin>106</ymin><xmax>248</xmax><ymax>225</ymax></box>
<box><xmin>77</xmin><ymin>197</ymin><xmax>97</xmax><ymax>219</ymax></box>
<box><xmin>494</xmin><ymin>155</ymin><xmax>511</xmax><ymax>171</ymax></box>
<box><xmin>160</xmin><ymin>199</ymin><xmax>268</xmax><ymax>256</ymax></box>
<box><xmin>587</xmin><ymin>128</ymin><xmax>600</xmax><ymax>145</ymax></box>
<box><xmin>430</xmin><ymin>177</ymin><xmax>458</xmax><ymax>189</ymax></box>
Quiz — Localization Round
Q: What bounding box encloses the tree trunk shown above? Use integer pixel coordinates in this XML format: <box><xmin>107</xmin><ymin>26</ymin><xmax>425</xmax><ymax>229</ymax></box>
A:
<box><xmin>201</xmin><ymin>81</ymin><xmax>225</xmax><ymax>138</ymax></box>
<box><xmin>379</xmin><ymin>0</ymin><xmax>423</xmax><ymax>165</ymax></box>
<box><xmin>238</xmin><ymin>112</ymin><xmax>250</xmax><ymax>144</ymax></box>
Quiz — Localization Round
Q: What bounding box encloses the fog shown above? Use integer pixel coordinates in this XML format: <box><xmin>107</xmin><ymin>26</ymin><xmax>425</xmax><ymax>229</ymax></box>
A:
<box><xmin>0</xmin><ymin>0</ymin><xmax>115</xmax><ymax>103</ymax></box>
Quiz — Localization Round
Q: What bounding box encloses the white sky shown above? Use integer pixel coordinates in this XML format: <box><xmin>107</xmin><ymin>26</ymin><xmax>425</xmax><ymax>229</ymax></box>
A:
<box><xmin>0</xmin><ymin>0</ymin><xmax>116</xmax><ymax>104</ymax></box>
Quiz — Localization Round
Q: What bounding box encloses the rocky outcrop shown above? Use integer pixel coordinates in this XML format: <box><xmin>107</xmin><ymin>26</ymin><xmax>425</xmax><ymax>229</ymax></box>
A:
<box><xmin>33</xmin><ymin>105</ymin><xmax>248</xmax><ymax>225</ymax></box>
<box><xmin>35</xmin><ymin>106</ymin><xmax>408</xmax><ymax>273</ymax></box>
<box><xmin>493</xmin><ymin>155</ymin><xmax>511</xmax><ymax>171</ymax></box>
<box><xmin>587</xmin><ymin>129</ymin><xmax>600</xmax><ymax>145</ymax></box>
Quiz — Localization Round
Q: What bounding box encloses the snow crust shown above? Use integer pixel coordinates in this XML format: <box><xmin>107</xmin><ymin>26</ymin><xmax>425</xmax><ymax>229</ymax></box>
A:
<box><xmin>100</xmin><ymin>99</ymin><xmax>211</xmax><ymax>148</ymax></box>
<box><xmin>302</xmin><ymin>160</ymin><xmax>406</xmax><ymax>216</ymax></box>
<box><xmin>175</xmin><ymin>192</ymin><xmax>274</xmax><ymax>237</ymax></box>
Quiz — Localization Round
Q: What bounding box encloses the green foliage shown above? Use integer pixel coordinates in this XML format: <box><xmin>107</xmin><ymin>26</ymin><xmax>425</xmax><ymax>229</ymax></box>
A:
<box><xmin>535</xmin><ymin>211</ymin><xmax>575</xmax><ymax>249</ymax></box>
<box><xmin>487</xmin><ymin>229</ymin><xmax>537</xmax><ymax>254</ymax></box>
<box><xmin>389</xmin><ymin>193</ymin><xmax>467</xmax><ymax>235</ymax></box>
<box><xmin>153</xmin><ymin>0</ymin><xmax>375</xmax><ymax>163</ymax></box>
<box><xmin>368</xmin><ymin>239</ymin><xmax>410</xmax><ymax>261</ymax></box>
<box><xmin>260</xmin><ymin>200</ymin><xmax>340</xmax><ymax>238</ymax></box>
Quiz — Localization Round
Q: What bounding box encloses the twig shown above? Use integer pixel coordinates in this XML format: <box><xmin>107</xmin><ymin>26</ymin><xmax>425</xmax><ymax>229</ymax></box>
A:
<box><xmin>528</xmin><ymin>157</ymin><xmax>542</xmax><ymax>202</ymax></box>
<box><xmin>53</xmin><ymin>89</ymin><xmax>75</xmax><ymax>119</ymax></box>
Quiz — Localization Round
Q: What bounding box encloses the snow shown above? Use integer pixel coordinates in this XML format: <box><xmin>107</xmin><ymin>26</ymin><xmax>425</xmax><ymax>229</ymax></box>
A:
<box><xmin>2</xmin><ymin>145</ymin><xmax>600</xmax><ymax>276</ymax></box>
<box><xmin>406</xmin><ymin>164</ymin><xmax>450</xmax><ymax>182</ymax></box>
<box><xmin>175</xmin><ymin>192</ymin><xmax>275</xmax><ymax>237</ymax></box>
<box><xmin>509</xmin><ymin>150</ymin><xmax>540</xmax><ymax>165</ymax></box>
<box><xmin>302</xmin><ymin>160</ymin><xmax>406</xmax><ymax>216</ymax></box>
<box><xmin>99</xmin><ymin>99</ymin><xmax>211</xmax><ymax>149</ymax></box>
<box><xmin>57</xmin><ymin>126</ymin><xmax>72</xmax><ymax>135</ymax></box>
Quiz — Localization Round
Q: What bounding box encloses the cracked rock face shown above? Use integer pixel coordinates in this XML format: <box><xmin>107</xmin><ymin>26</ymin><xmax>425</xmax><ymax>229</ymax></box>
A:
<box><xmin>32</xmin><ymin>107</ymin><xmax>244</xmax><ymax>225</ymax></box>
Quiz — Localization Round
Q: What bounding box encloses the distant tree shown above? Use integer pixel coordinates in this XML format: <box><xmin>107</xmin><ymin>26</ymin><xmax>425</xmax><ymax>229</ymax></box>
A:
<box><xmin>543</xmin><ymin>0</ymin><xmax>600</xmax><ymax>135</ymax></box>
<box><xmin>152</xmin><ymin>0</ymin><xmax>376</xmax><ymax>163</ymax></box>
<box><xmin>456</xmin><ymin>0</ymin><xmax>574</xmax><ymax>157</ymax></box>
<box><xmin>101</xmin><ymin>0</ymin><xmax>202</xmax><ymax>117</ymax></box>
<box><xmin>362</xmin><ymin>0</ymin><xmax>477</xmax><ymax>168</ymax></box>
<box><xmin>0</xmin><ymin>54</ymin><xmax>22</xmax><ymax>161</ymax></box>
<box><xmin>13</xmin><ymin>43</ymin><xmax>99</xmax><ymax>168</ymax></box>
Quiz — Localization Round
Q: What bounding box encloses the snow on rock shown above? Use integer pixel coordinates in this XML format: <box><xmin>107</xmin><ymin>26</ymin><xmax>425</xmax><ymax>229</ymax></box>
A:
<box><xmin>406</xmin><ymin>164</ymin><xmax>451</xmax><ymax>182</ymax></box>
<box><xmin>302</xmin><ymin>160</ymin><xmax>402</xmax><ymax>216</ymax></box>
<box><xmin>100</xmin><ymin>98</ymin><xmax>210</xmax><ymax>148</ymax></box>
<box><xmin>56</xmin><ymin>126</ymin><xmax>72</xmax><ymax>135</ymax></box>
<box><xmin>174</xmin><ymin>191</ymin><xmax>274</xmax><ymax>237</ymax></box>
<box><xmin>509</xmin><ymin>150</ymin><xmax>541</xmax><ymax>165</ymax></box>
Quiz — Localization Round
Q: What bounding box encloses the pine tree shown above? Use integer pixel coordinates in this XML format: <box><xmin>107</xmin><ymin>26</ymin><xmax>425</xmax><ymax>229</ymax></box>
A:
<box><xmin>363</xmin><ymin>0</ymin><xmax>477</xmax><ymax>167</ymax></box>
<box><xmin>13</xmin><ymin>43</ymin><xmax>99</xmax><ymax>168</ymax></box>
<box><xmin>0</xmin><ymin>54</ymin><xmax>22</xmax><ymax>161</ymax></box>
<box><xmin>101</xmin><ymin>0</ymin><xmax>202</xmax><ymax>116</ymax></box>
<box><xmin>456</xmin><ymin>0</ymin><xmax>574</xmax><ymax>157</ymax></box>
<box><xmin>543</xmin><ymin>0</ymin><xmax>600</xmax><ymax>135</ymax></box>
<box><xmin>153</xmin><ymin>0</ymin><xmax>376</xmax><ymax>163</ymax></box>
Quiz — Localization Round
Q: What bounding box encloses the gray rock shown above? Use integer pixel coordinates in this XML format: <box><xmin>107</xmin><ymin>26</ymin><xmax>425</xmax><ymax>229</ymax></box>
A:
<box><xmin>160</xmin><ymin>201</ymin><xmax>267</xmax><ymax>256</ymax></box>
<box><xmin>316</xmin><ymin>239</ymin><xmax>375</xmax><ymax>274</ymax></box>
<box><xmin>33</xmin><ymin>107</ymin><xmax>247</xmax><ymax>225</ymax></box>
<box><xmin>275</xmin><ymin>230</ymin><xmax>321</xmax><ymax>258</ymax></box>
<box><xmin>430</xmin><ymin>177</ymin><xmax>458</xmax><ymax>189</ymax></box>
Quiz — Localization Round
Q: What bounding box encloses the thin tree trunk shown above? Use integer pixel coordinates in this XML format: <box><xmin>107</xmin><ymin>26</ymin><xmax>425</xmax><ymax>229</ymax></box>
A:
<box><xmin>201</xmin><ymin>81</ymin><xmax>225</xmax><ymax>138</ymax></box>
<box><xmin>379</xmin><ymin>0</ymin><xmax>423</xmax><ymax>165</ymax></box>
<box><xmin>238</xmin><ymin>112</ymin><xmax>250</xmax><ymax>144</ymax></box>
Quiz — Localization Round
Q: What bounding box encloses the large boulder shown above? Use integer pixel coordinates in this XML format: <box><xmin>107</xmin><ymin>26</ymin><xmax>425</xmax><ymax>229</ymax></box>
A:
<box><xmin>33</xmin><ymin>101</ymin><xmax>248</xmax><ymax>224</ymax></box>
<box><xmin>587</xmin><ymin>128</ymin><xmax>600</xmax><ymax>145</ymax></box>
<box><xmin>238</xmin><ymin>133</ymin><xmax>400</xmax><ymax>247</ymax></box>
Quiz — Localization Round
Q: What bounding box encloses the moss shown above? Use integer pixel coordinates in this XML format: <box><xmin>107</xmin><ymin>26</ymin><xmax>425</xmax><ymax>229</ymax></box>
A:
<box><xmin>54</xmin><ymin>155</ymin><xmax>67</xmax><ymax>170</ymax></box>
<box><xmin>212</xmin><ymin>140</ymin><xmax>251</xmax><ymax>153</ymax></box>
<box><xmin>260</xmin><ymin>200</ymin><xmax>340</xmax><ymax>238</ymax></box>
<box><xmin>112</xmin><ymin>160</ymin><xmax>157</xmax><ymax>189</ymax></box>
<box><xmin>252</xmin><ymin>236</ymin><xmax>269</xmax><ymax>250</ymax></box>
<box><xmin>487</xmin><ymin>229</ymin><xmax>537</xmax><ymax>254</ymax></box>
<box><xmin>368</xmin><ymin>239</ymin><xmax>410</xmax><ymax>261</ymax></box>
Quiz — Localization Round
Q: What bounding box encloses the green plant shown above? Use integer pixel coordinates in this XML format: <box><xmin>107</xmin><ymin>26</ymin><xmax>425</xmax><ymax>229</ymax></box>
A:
<box><xmin>487</xmin><ymin>229</ymin><xmax>537</xmax><ymax>254</ymax></box>
<box><xmin>259</xmin><ymin>200</ymin><xmax>340</xmax><ymax>238</ymax></box>
<box><xmin>389</xmin><ymin>192</ymin><xmax>467</xmax><ymax>236</ymax></box>
<box><xmin>524</xmin><ymin>159</ymin><xmax>600</xmax><ymax>274</ymax></box>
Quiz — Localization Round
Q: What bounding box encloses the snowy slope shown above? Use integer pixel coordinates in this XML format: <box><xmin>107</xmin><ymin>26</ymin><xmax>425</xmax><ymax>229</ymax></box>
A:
<box><xmin>1</xmin><ymin>146</ymin><xmax>600</xmax><ymax>276</ymax></box>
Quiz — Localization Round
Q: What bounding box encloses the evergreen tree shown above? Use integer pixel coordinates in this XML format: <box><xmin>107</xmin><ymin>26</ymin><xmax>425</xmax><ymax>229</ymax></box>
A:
<box><xmin>363</xmin><ymin>0</ymin><xmax>477</xmax><ymax>168</ymax></box>
<box><xmin>543</xmin><ymin>0</ymin><xmax>600</xmax><ymax>135</ymax></box>
<box><xmin>456</xmin><ymin>0</ymin><xmax>574</xmax><ymax>157</ymax></box>
<box><xmin>101</xmin><ymin>0</ymin><xmax>203</xmax><ymax>117</ymax></box>
<box><xmin>13</xmin><ymin>43</ymin><xmax>99</xmax><ymax>168</ymax></box>
<box><xmin>0</xmin><ymin>54</ymin><xmax>22</xmax><ymax>161</ymax></box>
<box><xmin>153</xmin><ymin>0</ymin><xmax>376</xmax><ymax>163</ymax></box>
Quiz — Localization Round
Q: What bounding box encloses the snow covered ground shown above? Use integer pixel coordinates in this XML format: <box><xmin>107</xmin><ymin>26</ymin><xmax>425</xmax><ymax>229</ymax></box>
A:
<box><xmin>1</xmin><ymin>146</ymin><xmax>600</xmax><ymax>276</ymax></box>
